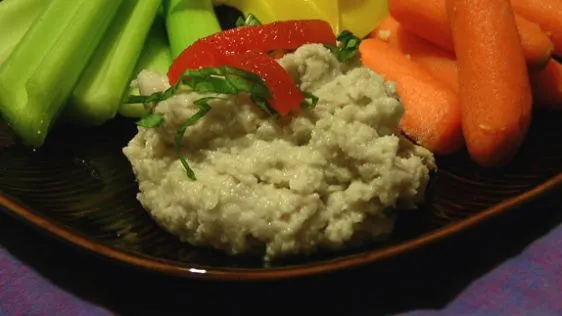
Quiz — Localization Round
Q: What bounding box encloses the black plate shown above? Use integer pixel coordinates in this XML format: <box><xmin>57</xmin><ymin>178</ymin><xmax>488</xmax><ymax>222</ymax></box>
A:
<box><xmin>1</xmin><ymin>107</ymin><xmax>561</xmax><ymax>280</ymax></box>
<box><xmin>1</xmin><ymin>6</ymin><xmax>561</xmax><ymax>280</ymax></box>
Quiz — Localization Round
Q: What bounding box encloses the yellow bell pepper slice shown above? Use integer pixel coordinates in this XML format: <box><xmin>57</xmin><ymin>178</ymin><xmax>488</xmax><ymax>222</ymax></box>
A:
<box><xmin>216</xmin><ymin>0</ymin><xmax>388</xmax><ymax>38</ymax></box>
<box><xmin>220</xmin><ymin>0</ymin><xmax>339</xmax><ymax>32</ymax></box>
<box><xmin>339</xmin><ymin>0</ymin><xmax>388</xmax><ymax>38</ymax></box>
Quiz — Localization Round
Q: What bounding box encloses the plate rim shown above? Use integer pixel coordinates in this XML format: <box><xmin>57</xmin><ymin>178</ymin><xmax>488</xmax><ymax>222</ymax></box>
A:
<box><xmin>1</xmin><ymin>172</ymin><xmax>561</xmax><ymax>281</ymax></box>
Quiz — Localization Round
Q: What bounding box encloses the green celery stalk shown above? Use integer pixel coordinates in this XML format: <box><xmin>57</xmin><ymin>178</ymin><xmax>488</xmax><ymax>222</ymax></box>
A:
<box><xmin>0</xmin><ymin>0</ymin><xmax>51</xmax><ymax>66</ymax></box>
<box><xmin>66</xmin><ymin>0</ymin><xmax>163</xmax><ymax>126</ymax></box>
<box><xmin>164</xmin><ymin>0</ymin><xmax>222</xmax><ymax>58</ymax></box>
<box><xmin>0</xmin><ymin>0</ymin><xmax>122</xmax><ymax>147</ymax></box>
<box><xmin>119</xmin><ymin>14</ymin><xmax>173</xmax><ymax>118</ymax></box>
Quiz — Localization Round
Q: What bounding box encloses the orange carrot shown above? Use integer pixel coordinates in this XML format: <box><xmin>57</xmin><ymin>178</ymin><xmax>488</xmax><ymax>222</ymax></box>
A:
<box><xmin>371</xmin><ymin>16</ymin><xmax>459</xmax><ymax>92</ymax></box>
<box><xmin>359</xmin><ymin>39</ymin><xmax>464</xmax><ymax>155</ymax></box>
<box><xmin>389</xmin><ymin>0</ymin><xmax>554</xmax><ymax>70</ymax></box>
<box><xmin>530</xmin><ymin>59</ymin><xmax>562</xmax><ymax>110</ymax></box>
<box><xmin>446</xmin><ymin>0</ymin><xmax>533</xmax><ymax>167</ymax></box>
<box><xmin>510</xmin><ymin>0</ymin><xmax>562</xmax><ymax>57</ymax></box>
<box><xmin>514</xmin><ymin>14</ymin><xmax>557</xmax><ymax>69</ymax></box>
<box><xmin>388</xmin><ymin>0</ymin><xmax>452</xmax><ymax>51</ymax></box>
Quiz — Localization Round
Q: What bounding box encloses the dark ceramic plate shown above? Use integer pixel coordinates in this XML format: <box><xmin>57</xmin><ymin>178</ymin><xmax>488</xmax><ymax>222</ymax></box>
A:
<box><xmin>1</xmin><ymin>109</ymin><xmax>561</xmax><ymax>280</ymax></box>
<box><xmin>1</xmin><ymin>8</ymin><xmax>562</xmax><ymax>281</ymax></box>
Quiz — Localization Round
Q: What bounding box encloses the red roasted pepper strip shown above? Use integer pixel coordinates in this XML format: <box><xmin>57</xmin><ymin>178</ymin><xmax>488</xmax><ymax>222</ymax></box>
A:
<box><xmin>169</xmin><ymin>19</ymin><xmax>337</xmax><ymax>85</ymax></box>
<box><xmin>235</xmin><ymin>51</ymin><xmax>304</xmax><ymax>116</ymax></box>
<box><xmin>169</xmin><ymin>19</ymin><xmax>336</xmax><ymax>84</ymax></box>
<box><xmin>167</xmin><ymin>19</ymin><xmax>336</xmax><ymax>116</ymax></box>
<box><xmin>203</xmin><ymin>19</ymin><xmax>337</xmax><ymax>53</ymax></box>
<box><xmin>167</xmin><ymin>40</ymin><xmax>233</xmax><ymax>85</ymax></box>
<box><xmin>168</xmin><ymin>44</ymin><xmax>303</xmax><ymax>116</ymax></box>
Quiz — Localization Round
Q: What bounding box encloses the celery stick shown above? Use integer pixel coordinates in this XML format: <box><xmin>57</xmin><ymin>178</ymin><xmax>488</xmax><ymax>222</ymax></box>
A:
<box><xmin>0</xmin><ymin>0</ymin><xmax>51</xmax><ymax>66</ymax></box>
<box><xmin>0</xmin><ymin>0</ymin><xmax>122</xmax><ymax>147</ymax></box>
<box><xmin>134</xmin><ymin>15</ymin><xmax>173</xmax><ymax>74</ymax></box>
<box><xmin>121</xmin><ymin>0</ymin><xmax>221</xmax><ymax>117</ymax></box>
<box><xmin>119</xmin><ymin>15</ymin><xmax>173</xmax><ymax>118</ymax></box>
<box><xmin>164</xmin><ymin>0</ymin><xmax>222</xmax><ymax>58</ymax></box>
<box><xmin>66</xmin><ymin>0</ymin><xmax>163</xmax><ymax>126</ymax></box>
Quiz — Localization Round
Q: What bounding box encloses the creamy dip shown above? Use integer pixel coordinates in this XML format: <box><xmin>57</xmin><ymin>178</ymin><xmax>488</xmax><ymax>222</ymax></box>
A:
<box><xmin>123</xmin><ymin>44</ymin><xmax>436</xmax><ymax>261</ymax></box>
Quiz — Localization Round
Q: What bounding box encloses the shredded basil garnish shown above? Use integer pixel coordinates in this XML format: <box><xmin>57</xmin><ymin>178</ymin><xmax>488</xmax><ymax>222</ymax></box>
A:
<box><xmin>301</xmin><ymin>91</ymin><xmax>319</xmax><ymax>109</ymax></box>
<box><xmin>326</xmin><ymin>30</ymin><xmax>362</xmax><ymax>63</ymax></box>
<box><xmin>235</xmin><ymin>14</ymin><xmax>262</xmax><ymax>27</ymax></box>
<box><xmin>125</xmin><ymin>66</ymin><xmax>277</xmax><ymax>180</ymax></box>
<box><xmin>174</xmin><ymin>97</ymin><xmax>220</xmax><ymax>180</ymax></box>
<box><xmin>126</xmin><ymin>65</ymin><xmax>272</xmax><ymax>107</ymax></box>
<box><xmin>136</xmin><ymin>113</ymin><xmax>165</xmax><ymax>129</ymax></box>
<box><xmin>126</xmin><ymin>63</ymin><xmax>319</xmax><ymax>181</ymax></box>
<box><xmin>251</xmin><ymin>95</ymin><xmax>277</xmax><ymax>116</ymax></box>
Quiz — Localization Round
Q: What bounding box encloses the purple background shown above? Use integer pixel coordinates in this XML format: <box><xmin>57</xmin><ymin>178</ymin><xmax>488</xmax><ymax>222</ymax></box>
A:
<box><xmin>1</xmin><ymin>188</ymin><xmax>561</xmax><ymax>316</ymax></box>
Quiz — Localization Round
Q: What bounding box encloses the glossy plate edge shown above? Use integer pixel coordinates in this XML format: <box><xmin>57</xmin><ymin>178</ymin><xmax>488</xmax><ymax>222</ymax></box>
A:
<box><xmin>1</xmin><ymin>172</ymin><xmax>561</xmax><ymax>281</ymax></box>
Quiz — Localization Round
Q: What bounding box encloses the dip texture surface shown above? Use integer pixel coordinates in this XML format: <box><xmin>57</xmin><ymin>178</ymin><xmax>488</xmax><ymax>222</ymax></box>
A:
<box><xmin>123</xmin><ymin>44</ymin><xmax>436</xmax><ymax>261</ymax></box>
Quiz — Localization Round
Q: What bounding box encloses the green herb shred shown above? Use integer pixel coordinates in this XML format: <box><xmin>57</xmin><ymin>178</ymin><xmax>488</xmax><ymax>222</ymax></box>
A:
<box><xmin>125</xmin><ymin>63</ymin><xmax>319</xmax><ymax>181</ymax></box>
<box><xmin>173</xmin><ymin>97</ymin><xmax>218</xmax><ymax>180</ymax></box>
<box><xmin>326</xmin><ymin>30</ymin><xmax>362</xmax><ymax>63</ymax></box>
<box><xmin>301</xmin><ymin>91</ymin><xmax>319</xmax><ymax>109</ymax></box>
<box><xmin>235</xmin><ymin>14</ymin><xmax>262</xmax><ymax>27</ymax></box>
<box><xmin>136</xmin><ymin>113</ymin><xmax>165</xmax><ymax>128</ymax></box>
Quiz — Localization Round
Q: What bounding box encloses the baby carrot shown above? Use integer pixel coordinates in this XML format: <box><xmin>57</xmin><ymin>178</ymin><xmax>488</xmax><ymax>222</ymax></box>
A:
<box><xmin>389</xmin><ymin>0</ymin><xmax>554</xmax><ymax>70</ymax></box>
<box><xmin>510</xmin><ymin>0</ymin><xmax>562</xmax><ymax>57</ymax></box>
<box><xmin>514</xmin><ymin>14</ymin><xmax>556</xmax><ymax>70</ymax></box>
<box><xmin>446</xmin><ymin>0</ymin><xmax>533</xmax><ymax>167</ymax></box>
<box><xmin>359</xmin><ymin>39</ymin><xmax>464</xmax><ymax>155</ymax></box>
<box><xmin>388</xmin><ymin>0</ymin><xmax>451</xmax><ymax>51</ymax></box>
<box><xmin>529</xmin><ymin>59</ymin><xmax>562</xmax><ymax>110</ymax></box>
<box><xmin>372</xmin><ymin>16</ymin><xmax>459</xmax><ymax>92</ymax></box>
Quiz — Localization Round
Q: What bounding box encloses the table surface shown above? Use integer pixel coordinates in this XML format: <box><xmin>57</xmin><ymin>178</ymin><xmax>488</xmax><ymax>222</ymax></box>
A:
<box><xmin>1</xmin><ymin>187</ymin><xmax>561</xmax><ymax>315</ymax></box>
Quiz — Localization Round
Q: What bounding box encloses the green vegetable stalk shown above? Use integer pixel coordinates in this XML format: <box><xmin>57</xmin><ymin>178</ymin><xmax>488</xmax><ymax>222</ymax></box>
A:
<box><xmin>66</xmin><ymin>0</ymin><xmax>163</xmax><ymax>126</ymax></box>
<box><xmin>119</xmin><ymin>13</ymin><xmax>173</xmax><ymax>119</ymax></box>
<box><xmin>0</xmin><ymin>0</ymin><xmax>122</xmax><ymax>147</ymax></box>
<box><xmin>0</xmin><ymin>0</ymin><xmax>51</xmax><ymax>66</ymax></box>
<box><xmin>164</xmin><ymin>0</ymin><xmax>222</xmax><ymax>58</ymax></box>
<box><xmin>122</xmin><ymin>0</ymin><xmax>223</xmax><ymax>118</ymax></box>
